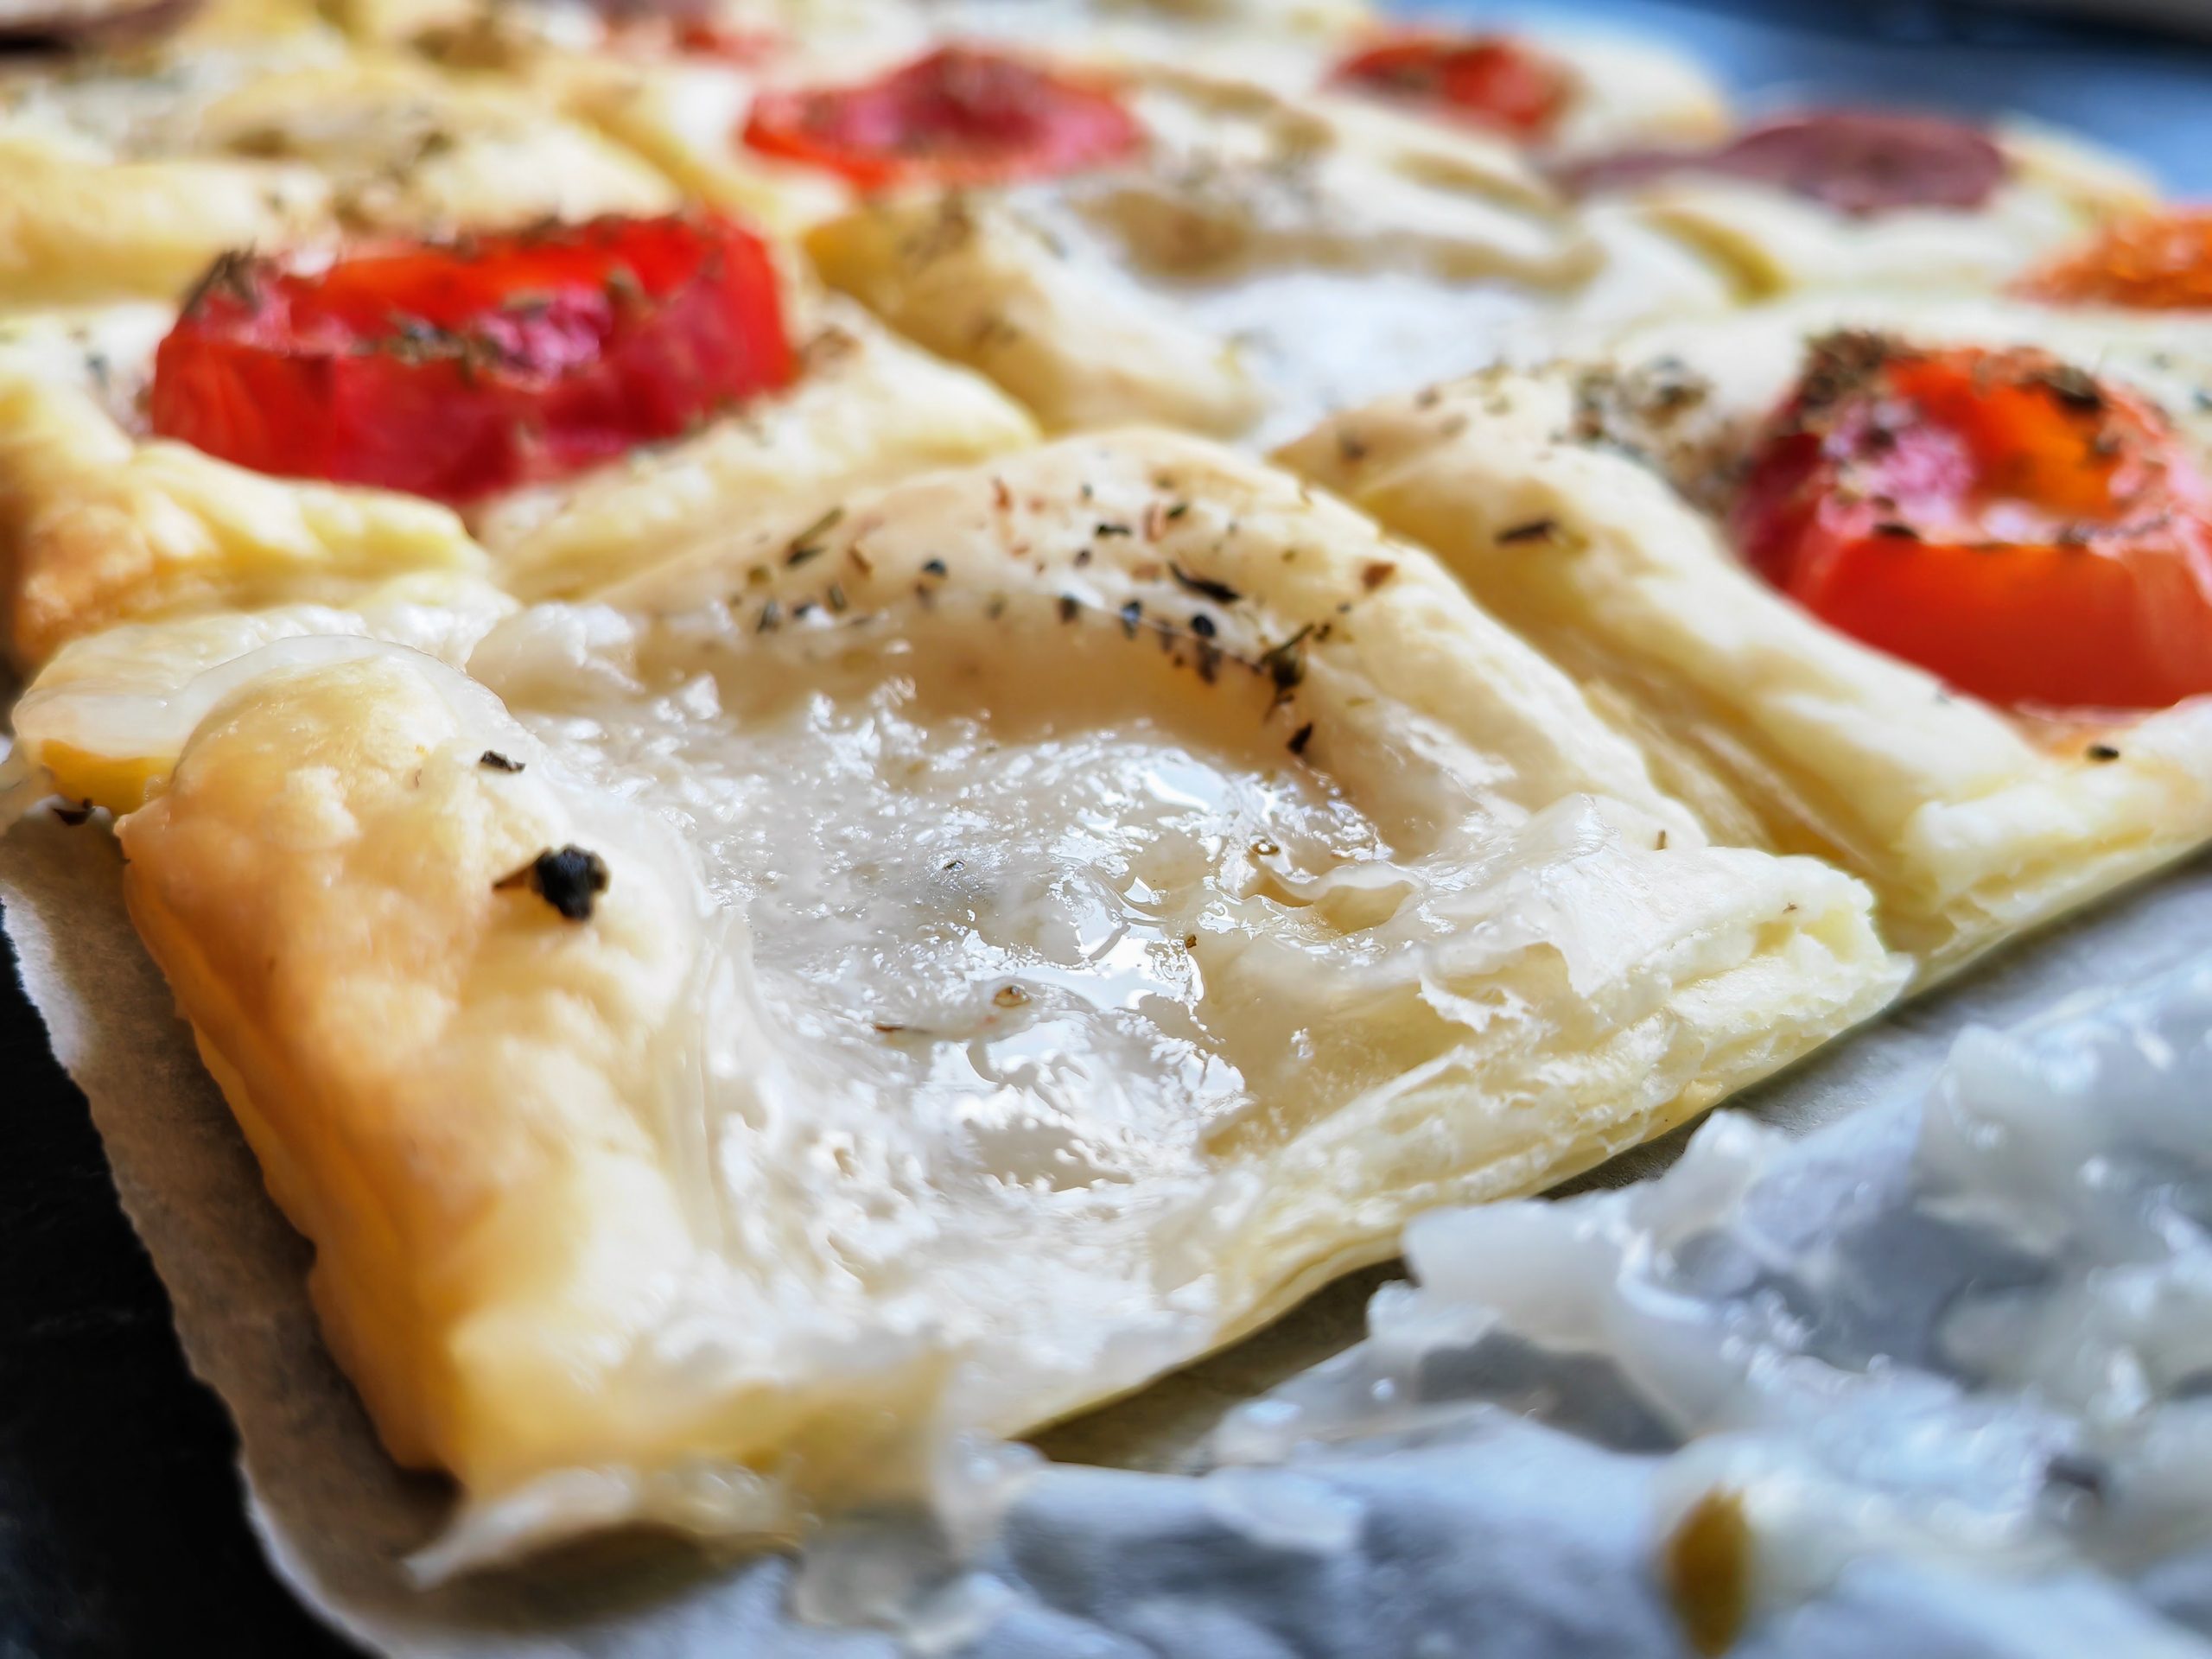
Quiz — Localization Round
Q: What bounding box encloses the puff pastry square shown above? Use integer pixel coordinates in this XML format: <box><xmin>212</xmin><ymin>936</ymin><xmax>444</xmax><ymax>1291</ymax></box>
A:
<box><xmin>0</xmin><ymin>286</ymin><xmax>1034</xmax><ymax>671</ymax></box>
<box><xmin>1281</xmin><ymin>297</ymin><xmax>2212</xmax><ymax>977</ymax></box>
<box><xmin>11</xmin><ymin>429</ymin><xmax>1900</xmax><ymax>1565</ymax></box>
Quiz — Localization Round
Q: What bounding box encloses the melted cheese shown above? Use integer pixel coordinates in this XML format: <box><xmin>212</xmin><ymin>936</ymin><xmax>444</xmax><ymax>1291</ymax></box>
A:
<box><xmin>805</xmin><ymin>72</ymin><xmax>1606</xmax><ymax>444</ymax></box>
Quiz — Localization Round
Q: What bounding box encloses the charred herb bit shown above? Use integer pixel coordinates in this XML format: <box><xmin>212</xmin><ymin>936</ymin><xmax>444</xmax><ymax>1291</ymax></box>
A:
<box><xmin>1260</xmin><ymin>624</ymin><xmax>1314</xmax><ymax>694</ymax></box>
<box><xmin>920</xmin><ymin>557</ymin><xmax>950</xmax><ymax>578</ymax></box>
<box><xmin>1496</xmin><ymin>518</ymin><xmax>1558</xmax><ymax>546</ymax></box>
<box><xmin>1164</xmin><ymin>501</ymin><xmax>1192</xmax><ymax>521</ymax></box>
<box><xmin>1058</xmin><ymin>594</ymin><xmax>1082</xmax><ymax>623</ymax></box>
<box><xmin>1796</xmin><ymin>331</ymin><xmax>1894</xmax><ymax>417</ymax></box>
<box><xmin>1634</xmin><ymin>355</ymin><xmax>1708</xmax><ymax>420</ymax></box>
<box><xmin>1360</xmin><ymin>560</ymin><xmax>1397</xmax><ymax>591</ymax></box>
<box><xmin>178</xmin><ymin>249</ymin><xmax>259</xmax><ymax>320</ymax></box>
<box><xmin>757</xmin><ymin>596</ymin><xmax>783</xmax><ymax>632</ymax></box>
<box><xmin>1336</xmin><ymin>428</ymin><xmax>1370</xmax><ymax>464</ymax></box>
<box><xmin>1119</xmin><ymin>598</ymin><xmax>1144</xmax><ymax>638</ymax></box>
<box><xmin>1189</xmin><ymin>612</ymin><xmax>1217</xmax><ymax>638</ymax></box>
<box><xmin>495</xmin><ymin>845</ymin><xmax>611</xmax><ymax>922</ymax></box>
<box><xmin>825</xmin><ymin>581</ymin><xmax>849</xmax><ymax>613</ymax></box>
<box><xmin>783</xmin><ymin>505</ymin><xmax>844</xmax><ymax>567</ymax></box>
<box><xmin>1094</xmin><ymin>521</ymin><xmax>1133</xmax><ymax>538</ymax></box>
<box><xmin>1872</xmin><ymin>521</ymin><xmax>1922</xmax><ymax>541</ymax></box>
<box><xmin>1287</xmin><ymin>721</ymin><xmax>1315</xmax><ymax>757</ymax></box>
<box><xmin>2086</xmin><ymin>743</ymin><xmax>2123</xmax><ymax>763</ymax></box>
<box><xmin>1168</xmin><ymin>563</ymin><xmax>1242</xmax><ymax>604</ymax></box>
<box><xmin>48</xmin><ymin>798</ymin><xmax>93</xmax><ymax>826</ymax></box>
<box><xmin>602</xmin><ymin>263</ymin><xmax>646</xmax><ymax>314</ymax></box>
<box><xmin>478</xmin><ymin>750</ymin><xmax>525</xmax><ymax>772</ymax></box>
<box><xmin>2029</xmin><ymin>361</ymin><xmax>2107</xmax><ymax>412</ymax></box>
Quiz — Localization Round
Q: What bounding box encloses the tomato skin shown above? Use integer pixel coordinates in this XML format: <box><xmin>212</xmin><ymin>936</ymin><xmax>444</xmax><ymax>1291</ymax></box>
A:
<box><xmin>2015</xmin><ymin>209</ymin><xmax>2212</xmax><ymax>312</ymax></box>
<box><xmin>741</xmin><ymin>45</ymin><xmax>1142</xmax><ymax>191</ymax></box>
<box><xmin>149</xmin><ymin>214</ymin><xmax>795</xmax><ymax>505</ymax></box>
<box><xmin>670</xmin><ymin>18</ymin><xmax>779</xmax><ymax>61</ymax></box>
<box><xmin>1733</xmin><ymin>337</ymin><xmax>2212</xmax><ymax>711</ymax></box>
<box><xmin>1561</xmin><ymin>111</ymin><xmax>2006</xmax><ymax>217</ymax></box>
<box><xmin>1329</xmin><ymin>34</ymin><xmax>1570</xmax><ymax>141</ymax></box>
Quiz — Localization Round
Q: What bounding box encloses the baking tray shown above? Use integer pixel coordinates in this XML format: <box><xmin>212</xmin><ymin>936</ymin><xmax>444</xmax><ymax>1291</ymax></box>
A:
<box><xmin>3</xmin><ymin>4</ymin><xmax>2210</xmax><ymax>1656</ymax></box>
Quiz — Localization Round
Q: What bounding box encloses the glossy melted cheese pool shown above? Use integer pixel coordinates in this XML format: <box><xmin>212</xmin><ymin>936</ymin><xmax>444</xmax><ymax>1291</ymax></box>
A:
<box><xmin>1013</xmin><ymin>171</ymin><xmax>1735</xmax><ymax>448</ymax></box>
<box><xmin>477</xmin><ymin>601</ymin><xmax>1406</xmax><ymax>1206</ymax></box>
<box><xmin>423</xmin><ymin>584</ymin><xmax>1644</xmax><ymax>1567</ymax></box>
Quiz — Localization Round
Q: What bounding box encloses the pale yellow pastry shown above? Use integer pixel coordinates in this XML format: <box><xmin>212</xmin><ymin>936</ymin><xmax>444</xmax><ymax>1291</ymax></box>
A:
<box><xmin>1581</xmin><ymin>122</ymin><xmax>2156</xmax><ymax>302</ymax></box>
<box><xmin>0</xmin><ymin>288</ymin><xmax>1033</xmax><ymax>671</ymax></box>
<box><xmin>8</xmin><ymin>429</ymin><xmax>1901</xmax><ymax>1567</ymax></box>
<box><xmin>0</xmin><ymin>27</ymin><xmax>676</xmax><ymax>306</ymax></box>
<box><xmin>1529</xmin><ymin>32</ymin><xmax>1728</xmax><ymax>161</ymax></box>
<box><xmin>1592</xmin><ymin>289</ymin><xmax>2212</xmax><ymax>475</ymax></box>
<box><xmin>518</xmin><ymin>22</ymin><xmax>1728</xmax><ymax>445</ymax></box>
<box><xmin>1281</xmin><ymin>296</ymin><xmax>2212</xmax><ymax>976</ymax></box>
<box><xmin>804</xmin><ymin>67</ymin><xmax>1599</xmax><ymax>442</ymax></box>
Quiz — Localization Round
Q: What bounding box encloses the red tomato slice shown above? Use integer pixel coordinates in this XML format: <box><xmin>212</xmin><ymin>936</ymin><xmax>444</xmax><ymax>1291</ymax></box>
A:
<box><xmin>741</xmin><ymin>44</ymin><xmax>1142</xmax><ymax>191</ymax></box>
<box><xmin>1328</xmin><ymin>34</ymin><xmax>1572</xmax><ymax>142</ymax></box>
<box><xmin>2015</xmin><ymin>208</ymin><xmax>2212</xmax><ymax>312</ymax></box>
<box><xmin>1561</xmin><ymin>111</ymin><xmax>2007</xmax><ymax>217</ymax></box>
<box><xmin>670</xmin><ymin>18</ymin><xmax>779</xmax><ymax>62</ymax></box>
<box><xmin>1732</xmin><ymin>335</ymin><xmax>2212</xmax><ymax>710</ymax></box>
<box><xmin>149</xmin><ymin>214</ymin><xmax>795</xmax><ymax>505</ymax></box>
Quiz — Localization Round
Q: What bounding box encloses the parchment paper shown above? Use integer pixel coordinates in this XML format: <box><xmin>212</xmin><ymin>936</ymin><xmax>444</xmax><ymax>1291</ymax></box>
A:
<box><xmin>8</xmin><ymin>807</ymin><xmax>2212</xmax><ymax>1656</ymax></box>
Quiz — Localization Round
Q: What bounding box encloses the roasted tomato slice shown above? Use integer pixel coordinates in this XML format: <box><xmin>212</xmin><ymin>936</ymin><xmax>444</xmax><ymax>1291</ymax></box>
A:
<box><xmin>1563</xmin><ymin>111</ymin><xmax>2007</xmax><ymax>218</ymax></box>
<box><xmin>670</xmin><ymin>18</ymin><xmax>779</xmax><ymax>61</ymax></box>
<box><xmin>1328</xmin><ymin>34</ymin><xmax>1572</xmax><ymax>141</ymax></box>
<box><xmin>2015</xmin><ymin>208</ymin><xmax>2212</xmax><ymax>311</ymax></box>
<box><xmin>741</xmin><ymin>44</ymin><xmax>1142</xmax><ymax>191</ymax></box>
<box><xmin>149</xmin><ymin>214</ymin><xmax>794</xmax><ymax>505</ymax></box>
<box><xmin>1732</xmin><ymin>334</ymin><xmax>2212</xmax><ymax>710</ymax></box>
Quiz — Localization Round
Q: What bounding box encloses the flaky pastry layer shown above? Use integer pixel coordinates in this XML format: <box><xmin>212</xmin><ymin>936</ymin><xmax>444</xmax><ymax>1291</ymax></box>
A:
<box><xmin>13</xmin><ymin>431</ymin><xmax>1901</xmax><ymax>1566</ymax></box>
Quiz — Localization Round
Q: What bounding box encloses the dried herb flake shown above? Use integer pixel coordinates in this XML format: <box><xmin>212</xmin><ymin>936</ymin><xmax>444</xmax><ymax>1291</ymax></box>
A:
<box><xmin>496</xmin><ymin>845</ymin><xmax>610</xmax><ymax>921</ymax></box>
